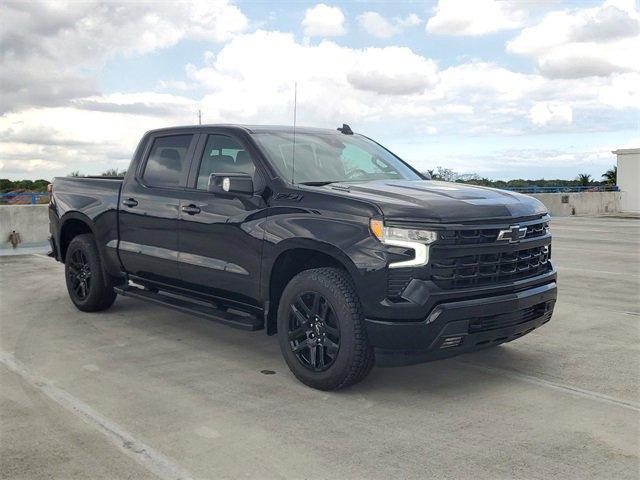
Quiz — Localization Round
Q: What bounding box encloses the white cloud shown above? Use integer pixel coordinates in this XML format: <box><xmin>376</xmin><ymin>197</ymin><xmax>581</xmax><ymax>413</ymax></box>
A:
<box><xmin>529</xmin><ymin>102</ymin><xmax>573</xmax><ymax>126</ymax></box>
<box><xmin>507</xmin><ymin>0</ymin><xmax>640</xmax><ymax>78</ymax></box>
<box><xmin>2</xmin><ymin>1</ymin><xmax>639</xmax><ymax>181</ymax></box>
<box><xmin>357</xmin><ymin>12</ymin><xmax>399</xmax><ymax>38</ymax></box>
<box><xmin>437</xmin><ymin>62</ymin><xmax>543</xmax><ymax>101</ymax></box>
<box><xmin>426</xmin><ymin>0</ymin><xmax>526</xmax><ymax>35</ymax></box>
<box><xmin>157</xmin><ymin>80</ymin><xmax>191</xmax><ymax>91</ymax></box>
<box><xmin>0</xmin><ymin>0</ymin><xmax>247</xmax><ymax>113</ymax></box>
<box><xmin>598</xmin><ymin>72</ymin><xmax>640</xmax><ymax>109</ymax></box>
<box><xmin>398</xmin><ymin>13</ymin><xmax>422</xmax><ymax>28</ymax></box>
<box><xmin>302</xmin><ymin>4</ymin><xmax>346</xmax><ymax>37</ymax></box>
<box><xmin>72</xmin><ymin>92</ymin><xmax>196</xmax><ymax>116</ymax></box>
<box><xmin>347</xmin><ymin>48</ymin><xmax>438</xmax><ymax>94</ymax></box>
<box><xmin>357</xmin><ymin>12</ymin><xmax>422</xmax><ymax>38</ymax></box>
<box><xmin>3</xmin><ymin>26</ymin><xmax>636</xmax><ymax>178</ymax></box>
<box><xmin>0</xmin><ymin>93</ymin><xmax>197</xmax><ymax>178</ymax></box>
<box><xmin>186</xmin><ymin>32</ymin><xmax>636</xmax><ymax>137</ymax></box>
<box><xmin>187</xmin><ymin>30</ymin><xmax>439</xmax><ymax>123</ymax></box>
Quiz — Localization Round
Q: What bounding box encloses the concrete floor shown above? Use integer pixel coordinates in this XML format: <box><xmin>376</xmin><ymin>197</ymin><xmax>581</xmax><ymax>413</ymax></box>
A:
<box><xmin>1</xmin><ymin>216</ymin><xmax>638</xmax><ymax>480</ymax></box>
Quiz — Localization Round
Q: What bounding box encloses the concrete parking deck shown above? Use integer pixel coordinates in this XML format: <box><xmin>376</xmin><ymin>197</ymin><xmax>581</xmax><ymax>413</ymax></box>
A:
<box><xmin>1</xmin><ymin>216</ymin><xmax>638</xmax><ymax>480</ymax></box>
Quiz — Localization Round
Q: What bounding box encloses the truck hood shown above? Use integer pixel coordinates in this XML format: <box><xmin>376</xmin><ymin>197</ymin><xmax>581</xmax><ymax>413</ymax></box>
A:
<box><xmin>322</xmin><ymin>180</ymin><xmax>547</xmax><ymax>223</ymax></box>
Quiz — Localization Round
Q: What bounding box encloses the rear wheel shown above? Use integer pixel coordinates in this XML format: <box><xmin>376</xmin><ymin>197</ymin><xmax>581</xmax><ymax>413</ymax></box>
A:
<box><xmin>65</xmin><ymin>234</ymin><xmax>116</xmax><ymax>312</ymax></box>
<box><xmin>277</xmin><ymin>267</ymin><xmax>374</xmax><ymax>390</ymax></box>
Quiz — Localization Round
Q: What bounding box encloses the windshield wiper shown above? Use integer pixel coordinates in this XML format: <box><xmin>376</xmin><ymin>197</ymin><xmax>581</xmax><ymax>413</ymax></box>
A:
<box><xmin>298</xmin><ymin>181</ymin><xmax>342</xmax><ymax>186</ymax></box>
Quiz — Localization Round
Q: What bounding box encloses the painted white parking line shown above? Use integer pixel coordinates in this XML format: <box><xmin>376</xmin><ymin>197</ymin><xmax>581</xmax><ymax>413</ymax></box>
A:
<box><xmin>0</xmin><ymin>351</ymin><xmax>196</xmax><ymax>480</ymax></box>
<box><xmin>458</xmin><ymin>361</ymin><xmax>640</xmax><ymax>412</ymax></box>
<box><xmin>551</xmin><ymin>245</ymin><xmax>637</xmax><ymax>255</ymax></box>
<box><xmin>556</xmin><ymin>265</ymin><xmax>640</xmax><ymax>277</ymax></box>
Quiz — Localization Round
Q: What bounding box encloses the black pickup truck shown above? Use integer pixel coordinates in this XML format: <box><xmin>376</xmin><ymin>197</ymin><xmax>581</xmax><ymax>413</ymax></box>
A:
<box><xmin>49</xmin><ymin>124</ymin><xmax>556</xmax><ymax>390</ymax></box>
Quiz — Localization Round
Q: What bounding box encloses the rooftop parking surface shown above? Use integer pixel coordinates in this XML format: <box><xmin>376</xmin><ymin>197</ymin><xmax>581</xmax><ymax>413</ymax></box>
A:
<box><xmin>1</xmin><ymin>216</ymin><xmax>638</xmax><ymax>480</ymax></box>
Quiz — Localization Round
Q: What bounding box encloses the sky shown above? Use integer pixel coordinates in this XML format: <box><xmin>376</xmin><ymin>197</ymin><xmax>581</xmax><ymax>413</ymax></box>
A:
<box><xmin>0</xmin><ymin>0</ymin><xmax>638</xmax><ymax>181</ymax></box>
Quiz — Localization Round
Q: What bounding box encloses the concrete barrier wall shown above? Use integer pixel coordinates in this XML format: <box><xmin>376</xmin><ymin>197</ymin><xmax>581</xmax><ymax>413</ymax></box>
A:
<box><xmin>530</xmin><ymin>192</ymin><xmax>622</xmax><ymax>217</ymax></box>
<box><xmin>0</xmin><ymin>205</ymin><xmax>50</xmax><ymax>248</ymax></box>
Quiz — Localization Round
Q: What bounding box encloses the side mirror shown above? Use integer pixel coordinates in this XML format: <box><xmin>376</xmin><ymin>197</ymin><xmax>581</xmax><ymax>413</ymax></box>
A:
<box><xmin>208</xmin><ymin>173</ymin><xmax>254</xmax><ymax>195</ymax></box>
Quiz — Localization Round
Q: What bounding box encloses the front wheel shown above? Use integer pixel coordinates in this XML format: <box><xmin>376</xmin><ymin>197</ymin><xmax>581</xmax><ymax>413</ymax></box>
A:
<box><xmin>277</xmin><ymin>267</ymin><xmax>374</xmax><ymax>390</ymax></box>
<box><xmin>65</xmin><ymin>234</ymin><xmax>116</xmax><ymax>312</ymax></box>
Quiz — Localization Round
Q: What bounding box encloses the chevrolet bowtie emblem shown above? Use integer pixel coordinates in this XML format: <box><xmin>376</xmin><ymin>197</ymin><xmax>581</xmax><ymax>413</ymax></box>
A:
<box><xmin>497</xmin><ymin>225</ymin><xmax>527</xmax><ymax>243</ymax></box>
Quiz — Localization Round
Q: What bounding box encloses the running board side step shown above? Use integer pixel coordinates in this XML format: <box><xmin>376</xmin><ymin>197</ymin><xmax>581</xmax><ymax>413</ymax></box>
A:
<box><xmin>114</xmin><ymin>286</ymin><xmax>263</xmax><ymax>331</ymax></box>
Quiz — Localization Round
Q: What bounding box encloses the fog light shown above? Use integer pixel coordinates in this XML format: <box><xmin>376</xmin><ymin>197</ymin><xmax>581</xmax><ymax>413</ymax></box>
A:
<box><xmin>440</xmin><ymin>336</ymin><xmax>464</xmax><ymax>349</ymax></box>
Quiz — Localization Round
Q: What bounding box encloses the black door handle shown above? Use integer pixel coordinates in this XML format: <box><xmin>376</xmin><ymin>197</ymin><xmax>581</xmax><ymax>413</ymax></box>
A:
<box><xmin>181</xmin><ymin>204</ymin><xmax>201</xmax><ymax>215</ymax></box>
<box><xmin>122</xmin><ymin>198</ymin><xmax>138</xmax><ymax>208</ymax></box>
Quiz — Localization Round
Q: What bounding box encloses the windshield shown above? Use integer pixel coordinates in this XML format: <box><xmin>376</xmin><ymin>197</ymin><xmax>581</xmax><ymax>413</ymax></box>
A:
<box><xmin>251</xmin><ymin>132</ymin><xmax>422</xmax><ymax>184</ymax></box>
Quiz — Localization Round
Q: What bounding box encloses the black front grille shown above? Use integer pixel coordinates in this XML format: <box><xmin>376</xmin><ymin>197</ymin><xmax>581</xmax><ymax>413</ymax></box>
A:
<box><xmin>439</xmin><ymin>220</ymin><xmax>549</xmax><ymax>245</ymax></box>
<box><xmin>431</xmin><ymin>244</ymin><xmax>551</xmax><ymax>290</ymax></box>
<box><xmin>386</xmin><ymin>217</ymin><xmax>551</xmax><ymax>298</ymax></box>
<box><xmin>469</xmin><ymin>301</ymin><xmax>553</xmax><ymax>332</ymax></box>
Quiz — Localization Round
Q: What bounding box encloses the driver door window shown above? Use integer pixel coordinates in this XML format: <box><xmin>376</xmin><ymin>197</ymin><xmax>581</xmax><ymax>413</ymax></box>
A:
<box><xmin>196</xmin><ymin>134</ymin><xmax>256</xmax><ymax>190</ymax></box>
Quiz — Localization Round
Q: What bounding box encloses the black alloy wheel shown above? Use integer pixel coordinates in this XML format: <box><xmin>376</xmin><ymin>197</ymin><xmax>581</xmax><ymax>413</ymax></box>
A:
<box><xmin>67</xmin><ymin>248</ymin><xmax>92</xmax><ymax>300</ymax></box>
<box><xmin>277</xmin><ymin>267</ymin><xmax>374</xmax><ymax>390</ymax></box>
<box><xmin>288</xmin><ymin>291</ymin><xmax>340</xmax><ymax>372</ymax></box>
<box><xmin>64</xmin><ymin>234</ymin><xmax>117</xmax><ymax>312</ymax></box>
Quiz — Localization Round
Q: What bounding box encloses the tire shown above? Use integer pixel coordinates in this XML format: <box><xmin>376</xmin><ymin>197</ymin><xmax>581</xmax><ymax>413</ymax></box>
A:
<box><xmin>64</xmin><ymin>234</ymin><xmax>116</xmax><ymax>312</ymax></box>
<box><xmin>277</xmin><ymin>267</ymin><xmax>374</xmax><ymax>390</ymax></box>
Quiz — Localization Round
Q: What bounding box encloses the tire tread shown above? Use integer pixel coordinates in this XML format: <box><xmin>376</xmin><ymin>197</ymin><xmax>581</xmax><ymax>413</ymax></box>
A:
<box><xmin>65</xmin><ymin>234</ymin><xmax>116</xmax><ymax>312</ymax></box>
<box><xmin>279</xmin><ymin>267</ymin><xmax>374</xmax><ymax>390</ymax></box>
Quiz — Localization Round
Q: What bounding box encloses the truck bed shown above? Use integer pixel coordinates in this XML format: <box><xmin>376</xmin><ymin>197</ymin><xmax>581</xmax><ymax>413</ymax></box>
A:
<box><xmin>51</xmin><ymin>176</ymin><xmax>123</xmax><ymax>221</ymax></box>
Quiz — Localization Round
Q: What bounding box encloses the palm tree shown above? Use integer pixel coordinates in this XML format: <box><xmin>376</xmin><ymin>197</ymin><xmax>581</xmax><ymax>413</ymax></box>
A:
<box><xmin>576</xmin><ymin>173</ymin><xmax>592</xmax><ymax>186</ymax></box>
<box><xmin>602</xmin><ymin>166</ymin><xmax>617</xmax><ymax>185</ymax></box>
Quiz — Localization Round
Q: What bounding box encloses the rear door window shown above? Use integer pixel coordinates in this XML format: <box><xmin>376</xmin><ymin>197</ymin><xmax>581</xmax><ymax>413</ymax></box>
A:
<box><xmin>142</xmin><ymin>135</ymin><xmax>193</xmax><ymax>187</ymax></box>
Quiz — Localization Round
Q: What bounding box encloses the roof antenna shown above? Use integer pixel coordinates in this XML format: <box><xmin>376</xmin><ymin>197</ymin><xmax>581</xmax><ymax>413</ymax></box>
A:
<box><xmin>291</xmin><ymin>82</ymin><xmax>297</xmax><ymax>184</ymax></box>
<box><xmin>198</xmin><ymin>109</ymin><xmax>202</xmax><ymax>125</ymax></box>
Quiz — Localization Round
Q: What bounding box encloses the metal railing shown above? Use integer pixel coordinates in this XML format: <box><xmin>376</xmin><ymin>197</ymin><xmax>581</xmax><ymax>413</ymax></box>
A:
<box><xmin>501</xmin><ymin>185</ymin><xmax>619</xmax><ymax>194</ymax></box>
<box><xmin>0</xmin><ymin>192</ymin><xmax>50</xmax><ymax>204</ymax></box>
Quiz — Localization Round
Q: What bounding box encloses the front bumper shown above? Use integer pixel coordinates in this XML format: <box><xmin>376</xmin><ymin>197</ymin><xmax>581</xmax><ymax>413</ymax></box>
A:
<box><xmin>365</xmin><ymin>281</ymin><xmax>557</xmax><ymax>367</ymax></box>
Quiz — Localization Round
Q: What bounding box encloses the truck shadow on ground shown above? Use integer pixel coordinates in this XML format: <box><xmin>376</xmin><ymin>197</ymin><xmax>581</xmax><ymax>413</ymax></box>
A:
<box><xmin>361</xmin><ymin>347</ymin><xmax>549</xmax><ymax>394</ymax></box>
<box><xmin>103</xmin><ymin>297</ymin><xmax>551</xmax><ymax>400</ymax></box>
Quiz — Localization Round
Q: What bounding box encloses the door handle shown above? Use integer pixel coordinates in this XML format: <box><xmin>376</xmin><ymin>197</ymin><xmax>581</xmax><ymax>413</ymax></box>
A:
<box><xmin>181</xmin><ymin>204</ymin><xmax>201</xmax><ymax>215</ymax></box>
<box><xmin>122</xmin><ymin>198</ymin><xmax>138</xmax><ymax>208</ymax></box>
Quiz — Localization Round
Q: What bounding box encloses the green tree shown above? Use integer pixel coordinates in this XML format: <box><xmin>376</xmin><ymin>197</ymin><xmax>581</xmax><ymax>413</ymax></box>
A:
<box><xmin>434</xmin><ymin>166</ymin><xmax>458</xmax><ymax>182</ymax></box>
<box><xmin>0</xmin><ymin>178</ymin><xmax>12</xmax><ymax>192</ymax></box>
<box><xmin>68</xmin><ymin>171</ymin><xmax>82</xmax><ymax>177</ymax></box>
<box><xmin>576</xmin><ymin>173</ymin><xmax>592</xmax><ymax>186</ymax></box>
<box><xmin>602</xmin><ymin>166</ymin><xmax>617</xmax><ymax>184</ymax></box>
<box><xmin>33</xmin><ymin>179</ymin><xmax>50</xmax><ymax>191</ymax></box>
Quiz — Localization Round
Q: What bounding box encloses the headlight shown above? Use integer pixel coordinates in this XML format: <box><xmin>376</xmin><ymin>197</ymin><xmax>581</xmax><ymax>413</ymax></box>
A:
<box><xmin>383</xmin><ymin>227</ymin><xmax>438</xmax><ymax>244</ymax></box>
<box><xmin>370</xmin><ymin>220</ymin><xmax>438</xmax><ymax>269</ymax></box>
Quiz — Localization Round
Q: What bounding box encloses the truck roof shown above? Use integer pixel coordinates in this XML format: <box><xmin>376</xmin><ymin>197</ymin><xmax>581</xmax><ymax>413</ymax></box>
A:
<box><xmin>146</xmin><ymin>124</ymin><xmax>349</xmax><ymax>136</ymax></box>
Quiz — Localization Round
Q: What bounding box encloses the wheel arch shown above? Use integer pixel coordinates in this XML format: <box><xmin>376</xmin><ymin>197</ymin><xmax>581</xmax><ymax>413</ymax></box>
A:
<box><xmin>58</xmin><ymin>212</ymin><xmax>96</xmax><ymax>262</ymax></box>
<box><xmin>264</xmin><ymin>240</ymin><xmax>360</xmax><ymax>335</ymax></box>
